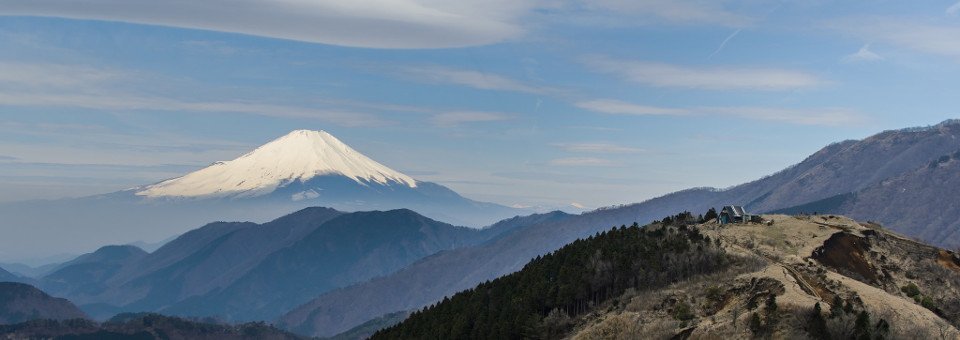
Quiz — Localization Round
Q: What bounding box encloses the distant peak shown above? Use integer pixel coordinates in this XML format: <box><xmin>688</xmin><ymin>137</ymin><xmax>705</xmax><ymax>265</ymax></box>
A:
<box><xmin>136</xmin><ymin>130</ymin><xmax>417</xmax><ymax>198</ymax></box>
<box><xmin>301</xmin><ymin>129</ymin><xmax>329</xmax><ymax>134</ymax></box>
<box><xmin>290</xmin><ymin>129</ymin><xmax>323</xmax><ymax>134</ymax></box>
<box><xmin>94</xmin><ymin>245</ymin><xmax>147</xmax><ymax>256</ymax></box>
<box><xmin>892</xmin><ymin>119</ymin><xmax>960</xmax><ymax>134</ymax></box>
<box><xmin>269</xmin><ymin>130</ymin><xmax>341</xmax><ymax>147</ymax></box>
<box><xmin>280</xmin><ymin>129</ymin><xmax>333</xmax><ymax>139</ymax></box>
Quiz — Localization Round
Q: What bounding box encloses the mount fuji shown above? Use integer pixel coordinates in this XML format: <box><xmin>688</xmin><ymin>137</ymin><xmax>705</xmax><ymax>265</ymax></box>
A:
<box><xmin>135</xmin><ymin>130</ymin><xmax>419</xmax><ymax>200</ymax></box>
<box><xmin>0</xmin><ymin>130</ymin><xmax>523</xmax><ymax>259</ymax></box>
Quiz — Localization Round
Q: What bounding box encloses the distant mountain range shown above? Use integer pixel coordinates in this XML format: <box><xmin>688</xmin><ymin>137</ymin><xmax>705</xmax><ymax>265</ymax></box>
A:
<box><xmin>7</xmin><ymin>120</ymin><xmax>960</xmax><ymax>338</ymax></box>
<box><xmin>277</xmin><ymin>204</ymin><xmax>659</xmax><ymax>337</ymax></box>
<box><xmin>277</xmin><ymin>119</ymin><xmax>960</xmax><ymax>337</ymax></box>
<box><xmin>0</xmin><ymin>282</ymin><xmax>88</xmax><ymax>325</ymax></box>
<box><xmin>771</xmin><ymin>147</ymin><xmax>960</xmax><ymax>245</ymax></box>
<box><xmin>30</xmin><ymin>207</ymin><xmax>570</xmax><ymax>322</ymax></box>
<box><xmin>40</xmin><ymin>245</ymin><xmax>147</xmax><ymax>300</ymax></box>
<box><xmin>0</xmin><ymin>267</ymin><xmax>23</xmax><ymax>283</ymax></box>
<box><xmin>0</xmin><ymin>129</ymin><xmax>529</xmax><ymax>259</ymax></box>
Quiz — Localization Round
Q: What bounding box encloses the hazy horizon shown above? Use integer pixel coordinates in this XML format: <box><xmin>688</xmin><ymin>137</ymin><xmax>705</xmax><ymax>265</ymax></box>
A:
<box><xmin>1</xmin><ymin>1</ymin><xmax>958</xmax><ymax>211</ymax></box>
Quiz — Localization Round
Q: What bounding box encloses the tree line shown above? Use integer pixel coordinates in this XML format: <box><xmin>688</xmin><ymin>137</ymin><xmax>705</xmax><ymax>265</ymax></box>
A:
<box><xmin>372</xmin><ymin>214</ymin><xmax>734</xmax><ymax>340</ymax></box>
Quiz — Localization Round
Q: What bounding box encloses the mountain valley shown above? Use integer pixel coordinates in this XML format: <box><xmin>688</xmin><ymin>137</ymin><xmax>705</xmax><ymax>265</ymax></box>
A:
<box><xmin>5</xmin><ymin>122</ymin><xmax>960</xmax><ymax>339</ymax></box>
<box><xmin>28</xmin><ymin>207</ymin><xmax>568</xmax><ymax>322</ymax></box>
<box><xmin>0</xmin><ymin>130</ymin><xmax>530</xmax><ymax>260</ymax></box>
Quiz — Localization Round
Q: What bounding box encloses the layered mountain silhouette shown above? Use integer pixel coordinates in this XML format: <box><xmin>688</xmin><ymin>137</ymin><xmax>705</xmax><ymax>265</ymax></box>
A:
<box><xmin>32</xmin><ymin>207</ymin><xmax>570</xmax><ymax>322</ymax></box>
<box><xmin>0</xmin><ymin>267</ymin><xmax>22</xmax><ymax>283</ymax></box>
<box><xmin>278</xmin><ymin>119</ymin><xmax>960</xmax><ymax>337</ymax></box>
<box><xmin>9</xmin><ymin>120</ymin><xmax>960</xmax><ymax>337</ymax></box>
<box><xmin>0</xmin><ymin>282</ymin><xmax>88</xmax><ymax>325</ymax></box>
<box><xmin>277</xmin><ymin>206</ymin><xmax>654</xmax><ymax>337</ymax></box>
<box><xmin>41</xmin><ymin>245</ymin><xmax>147</xmax><ymax>299</ymax></box>
<box><xmin>773</xmin><ymin>149</ymin><xmax>960</xmax><ymax>244</ymax></box>
<box><xmin>0</xmin><ymin>130</ymin><xmax>526</xmax><ymax>259</ymax></box>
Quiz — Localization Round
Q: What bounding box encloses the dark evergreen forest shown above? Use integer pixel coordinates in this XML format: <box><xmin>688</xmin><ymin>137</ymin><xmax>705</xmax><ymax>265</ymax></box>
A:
<box><xmin>372</xmin><ymin>212</ymin><xmax>742</xmax><ymax>340</ymax></box>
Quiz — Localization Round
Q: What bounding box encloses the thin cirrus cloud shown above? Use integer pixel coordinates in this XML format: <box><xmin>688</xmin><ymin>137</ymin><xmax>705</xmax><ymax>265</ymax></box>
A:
<box><xmin>547</xmin><ymin>157</ymin><xmax>624</xmax><ymax>167</ymax></box>
<box><xmin>578</xmin><ymin>98</ymin><xmax>867</xmax><ymax>127</ymax></box>
<box><xmin>702</xmin><ymin>106</ymin><xmax>867</xmax><ymax>127</ymax></box>
<box><xmin>948</xmin><ymin>2</ymin><xmax>960</xmax><ymax>16</ymax></box>
<box><xmin>582</xmin><ymin>0</ymin><xmax>754</xmax><ymax>28</ymax></box>
<box><xmin>385</xmin><ymin>65</ymin><xmax>560</xmax><ymax>94</ymax></box>
<box><xmin>429</xmin><ymin>111</ymin><xmax>513</xmax><ymax>128</ymax></box>
<box><xmin>549</xmin><ymin>142</ymin><xmax>649</xmax><ymax>154</ymax></box>
<box><xmin>582</xmin><ymin>55</ymin><xmax>825</xmax><ymax>91</ymax></box>
<box><xmin>842</xmin><ymin>44</ymin><xmax>883</xmax><ymax>63</ymax></box>
<box><xmin>0</xmin><ymin>0</ymin><xmax>529</xmax><ymax>49</ymax></box>
<box><xmin>0</xmin><ymin>61</ymin><xmax>125</xmax><ymax>90</ymax></box>
<box><xmin>0</xmin><ymin>121</ymin><xmax>258</xmax><ymax>169</ymax></box>
<box><xmin>829</xmin><ymin>17</ymin><xmax>960</xmax><ymax>59</ymax></box>
<box><xmin>575</xmin><ymin>99</ymin><xmax>690</xmax><ymax>116</ymax></box>
<box><xmin>0</xmin><ymin>61</ymin><xmax>390</xmax><ymax>127</ymax></box>
<box><xmin>0</xmin><ymin>0</ymin><xmax>763</xmax><ymax>50</ymax></box>
<box><xmin>0</xmin><ymin>92</ymin><xmax>390</xmax><ymax>127</ymax></box>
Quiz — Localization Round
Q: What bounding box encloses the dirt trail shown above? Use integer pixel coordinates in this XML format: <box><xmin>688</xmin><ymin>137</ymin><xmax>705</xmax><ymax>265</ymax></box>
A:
<box><xmin>779</xmin><ymin>263</ymin><xmax>821</xmax><ymax>300</ymax></box>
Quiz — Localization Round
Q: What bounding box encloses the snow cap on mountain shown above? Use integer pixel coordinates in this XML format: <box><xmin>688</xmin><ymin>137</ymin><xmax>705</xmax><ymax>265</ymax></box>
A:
<box><xmin>136</xmin><ymin>130</ymin><xmax>417</xmax><ymax>198</ymax></box>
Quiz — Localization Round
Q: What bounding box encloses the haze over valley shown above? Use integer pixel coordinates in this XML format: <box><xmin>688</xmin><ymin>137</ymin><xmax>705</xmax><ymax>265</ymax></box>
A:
<box><xmin>2</xmin><ymin>1</ymin><xmax>960</xmax><ymax>339</ymax></box>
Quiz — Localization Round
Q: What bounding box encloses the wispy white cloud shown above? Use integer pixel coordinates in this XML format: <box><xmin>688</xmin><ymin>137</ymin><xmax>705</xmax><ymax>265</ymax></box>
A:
<box><xmin>581</xmin><ymin>0</ymin><xmax>754</xmax><ymax>28</ymax></box>
<box><xmin>547</xmin><ymin>157</ymin><xmax>624</xmax><ymax>167</ymax></box>
<box><xmin>0</xmin><ymin>92</ymin><xmax>390</xmax><ymax>127</ymax></box>
<box><xmin>829</xmin><ymin>17</ymin><xmax>960</xmax><ymax>59</ymax></box>
<box><xmin>179</xmin><ymin>40</ymin><xmax>263</xmax><ymax>55</ymax></box>
<box><xmin>575</xmin><ymin>99</ymin><xmax>690</xmax><ymax>116</ymax></box>
<box><xmin>842</xmin><ymin>44</ymin><xmax>883</xmax><ymax>63</ymax></box>
<box><xmin>385</xmin><ymin>65</ymin><xmax>559</xmax><ymax>94</ymax></box>
<box><xmin>550</xmin><ymin>142</ymin><xmax>648</xmax><ymax>154</ymax></box>
<box><xmin>0</xmin><ymin>139</ymin><xmax>246</xmax><ymax>169</ymax></box>
<box><xmin>0</xmin><ymin>122</ymin><xmax>108</xmax><ymax>132</ymax></box>
<box><xmin>948</xmin><ymin>2</ymin><xmax>960</xmax><ymax>16</ymax></box>
<box><xmin>0</xmin><ymin>0</ymin><xmax>762</xmax><ymax>50</ymax></box>
<box><xmin>0</xmin><ymin>122</ymin><xmax>255</xmax><ymax>167</ymax></box>
<box><xmin>0</xmin><ymin>61</ymin><xmax>124</xmax><ymax>90</ymax></box>
<box><xmin>0</xmin><ymin>61</ymin><xmax>391</xmax><ymax>127</ymax></box>
<box><xmin>429</xmin><ymin>111</ymin><xmax>513</xmax><ymax>128</ymax></box>
<box><xmin>579</xmin><ymin>98</ymin><xmax>867</xmax><ymax>127</ymax></box>
<box><xmin>0</xmin><ymin>0</ymin><xmax>530</xmax><ymax>49</ymax></box>
<box><xmin>708</xmin><ymin>28</ymin><xmax>742</xmax><ymax>58</ymax></box>
<box><xmin>582</xmin><ymin>56</ymin><xmax>825</xmax><ymax>91</ymax></box>
<box><xmin>700</xmin><ymin>106</ymin><xmax>866</xmax><ymax>127</ymax></box>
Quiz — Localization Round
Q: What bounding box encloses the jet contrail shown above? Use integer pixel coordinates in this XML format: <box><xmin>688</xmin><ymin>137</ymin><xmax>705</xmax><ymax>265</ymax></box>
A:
<box><xmin>948</xmin><ymin>1</ymin><xmax>960</xmax><ymax>15</ymax></box>
<box><xmin>708</xmin><ymin>28</ymin><xmax>742</xmax><ymax>59</ymax></box>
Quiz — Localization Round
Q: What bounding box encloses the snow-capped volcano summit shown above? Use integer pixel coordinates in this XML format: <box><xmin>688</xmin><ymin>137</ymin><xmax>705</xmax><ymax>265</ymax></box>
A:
<box><xmin>120</xmin><ymin>129</ymin><xmax>524</xmax><ymax>227</ymax></box>
<box><xmin>0</xmin><ymin>129</ymin><xmax>528</xmax><ymax>258</ymax></box>
<box><xmin>137</xmin><ymin>130</ymin><xmax>417</xmax><ymax>198</ymax></box>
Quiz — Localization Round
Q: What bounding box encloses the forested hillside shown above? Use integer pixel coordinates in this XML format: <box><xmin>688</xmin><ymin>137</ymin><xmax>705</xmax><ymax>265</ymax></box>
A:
<box><xmin>371</xmin><ymin>213</ymin><xmax>960</xmax><ymax>339</ymax></box>
<box><xmin>0</xmin><ymin>313</ymin><xmax>308</xmax><ymax>340</ymax></box>
<box><xmin>371</xmin><ymin>213</ymin><xmax>754</xmax><ymax>339</ymax></box>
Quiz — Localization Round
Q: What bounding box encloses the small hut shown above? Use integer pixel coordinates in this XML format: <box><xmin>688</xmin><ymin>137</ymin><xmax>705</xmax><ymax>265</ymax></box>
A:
<box><xmin>718</xmin><ymin>205</ymin><xmax>747</xmax><ymax>224</ymax></box>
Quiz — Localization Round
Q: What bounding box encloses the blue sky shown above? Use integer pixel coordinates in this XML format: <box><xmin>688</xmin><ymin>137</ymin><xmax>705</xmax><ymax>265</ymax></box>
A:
<box><xmin>0</xmin><ymin>0</ymin><xmax>959</xmax><ymax>210</ymax></box>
